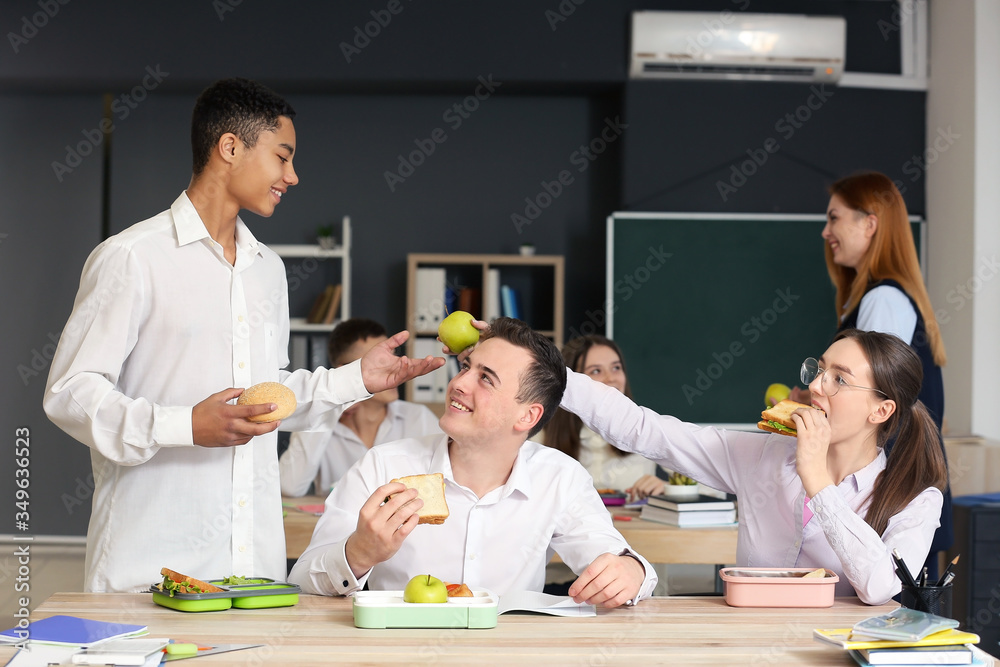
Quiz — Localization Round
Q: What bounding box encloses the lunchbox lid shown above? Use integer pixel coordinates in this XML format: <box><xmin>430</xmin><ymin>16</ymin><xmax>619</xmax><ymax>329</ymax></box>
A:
<box><xmin>719</xmin><ymin>567</ymin><xmax>839</xmax><ymax>584</ymax></box>
<box><xmin>148</xmin><ymin>577</ymin><xmax>302</xmax><ymax>600</ymax></box>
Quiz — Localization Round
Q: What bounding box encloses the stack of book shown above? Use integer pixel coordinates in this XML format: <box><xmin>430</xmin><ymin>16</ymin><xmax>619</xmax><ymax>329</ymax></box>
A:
<box><xmin>814</xmin><ymin>608</ymin><xmax>984</xmax><ymax>666</ymax></box>
<box><xmin>306</xmin><ymin>283</ymin><xmax>342</xmax><ymax>324</ymax></box>
<box><xmin>639</xmin><ymin>493</ymin><xmax>736</xmax><ymax>526</ymax></box>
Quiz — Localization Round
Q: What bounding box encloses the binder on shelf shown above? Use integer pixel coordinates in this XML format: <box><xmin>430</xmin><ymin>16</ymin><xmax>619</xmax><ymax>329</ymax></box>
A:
<box><xmin>290</xmin><ymin>334</ymin><xmax>309</xmax><ymax>371</ymax></box>
<box><xmin>500</xmin><ymin>285</ymin><xmax>521</xmax><ymax>319</ymax></box>
<box><xmin>484</xmin><ymin>268</ymin><xmax>501</xmax><ymax>321</ymax></box>
<box><xmin>411</xmin><ymin>338</ymin><xmax>442</xmax><ymax>402</ymax></box>
<box><xmin>415</xmin><ymin>268</ymin><xmax>447</xmax><ymax>331</ymax></box>
<box><xmin>458</xmin><ymin>287</ymin><xmax>482</xmax><ymax>319</ymax></box>
<box><xmin>309</xmin><ymin>333</ymin><xmax>329</xmax><ymax>369</ymax></box>
<box><xmin>445</xmin><ymin>286</ymin><xmax>459</xmax><ymax>318</ymax></box>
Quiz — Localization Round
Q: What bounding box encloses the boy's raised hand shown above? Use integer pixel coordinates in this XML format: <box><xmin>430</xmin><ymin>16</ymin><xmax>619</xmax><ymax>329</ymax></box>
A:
<box><xmin>360</xmin><ymin>330</ymin><xmax>445</xmax><ymax>394</ymax></box>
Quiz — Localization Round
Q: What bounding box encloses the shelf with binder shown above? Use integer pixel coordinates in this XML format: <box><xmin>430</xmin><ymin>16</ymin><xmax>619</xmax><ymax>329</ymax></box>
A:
<box><xmin>405</xmin><ymin>253</ymin><xmax>564</xmax><ymax>405</ymax></box>
<box><xmin>271</xmin><ymin>217</ymin><xmax>352</xmax><ymax>369</ymax></box>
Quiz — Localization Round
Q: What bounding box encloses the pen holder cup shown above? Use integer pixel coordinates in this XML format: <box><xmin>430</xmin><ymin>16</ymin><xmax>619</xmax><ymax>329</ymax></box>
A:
<box><xmin>900</xmin><ymin>583</ymin><xmax>953</xmax><ymax>619</ymax></box>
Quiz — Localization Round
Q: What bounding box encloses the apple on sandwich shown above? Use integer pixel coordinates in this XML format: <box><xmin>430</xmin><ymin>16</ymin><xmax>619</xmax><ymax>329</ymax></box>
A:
<box><xmin>757</xmin><ymin>399</ymin><xmax>822</xmax><ymax>436</ymax></box>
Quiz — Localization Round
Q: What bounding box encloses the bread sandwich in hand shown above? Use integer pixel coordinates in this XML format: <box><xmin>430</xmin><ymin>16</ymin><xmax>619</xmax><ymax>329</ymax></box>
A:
<box><xmin>757</xmin><ymin>399</ymin><xmax>822</xmax><ymax>436</ymax></box>
<box><xmin>236</xmin><ymin>382</ymin><xmax>297</xmax><ymax>423</ymax></box>
<box><xmin>390</xmin><ymin>473</ymin><xmax>449</xmax><ymax>525</ymax></box>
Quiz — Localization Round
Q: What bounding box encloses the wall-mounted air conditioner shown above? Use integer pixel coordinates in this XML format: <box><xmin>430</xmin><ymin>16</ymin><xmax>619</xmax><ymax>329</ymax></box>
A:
<box><xmin>630</xmin><ymin>11</ymin><xmax>846</xmax><ymax>84</ymax></box>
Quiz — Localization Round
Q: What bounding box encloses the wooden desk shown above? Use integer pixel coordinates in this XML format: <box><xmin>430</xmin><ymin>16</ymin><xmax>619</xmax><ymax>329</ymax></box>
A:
<box><xmin>283</xmin><ymin>497</ymin><xmax>739</xmax><ymax>565</ymax></box>
<box><xmin>1</xmin><ymin>593</ymin><xmax>964</xmax><ymax>666</ymax></box>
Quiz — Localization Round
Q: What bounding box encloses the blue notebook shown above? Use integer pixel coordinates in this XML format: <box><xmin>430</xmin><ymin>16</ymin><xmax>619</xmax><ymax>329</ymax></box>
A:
<box><xmin>0</xmin><ymin>615</ymin><xmax>148</xmax><ymax>646</ymax></box>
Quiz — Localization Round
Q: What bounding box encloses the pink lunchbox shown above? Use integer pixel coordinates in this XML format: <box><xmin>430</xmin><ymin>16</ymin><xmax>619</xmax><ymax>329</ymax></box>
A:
<box><xmin>719</xmin><ymin>567</ymin><xmax>839</xmax><ymax>608</ymax></box>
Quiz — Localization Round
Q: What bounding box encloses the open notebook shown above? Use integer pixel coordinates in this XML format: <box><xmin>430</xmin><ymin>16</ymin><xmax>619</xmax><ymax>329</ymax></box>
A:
<box><xmin>498</xmin><ymin>591</ymin><xmax>595</xmax><ymax>617</ymax></box>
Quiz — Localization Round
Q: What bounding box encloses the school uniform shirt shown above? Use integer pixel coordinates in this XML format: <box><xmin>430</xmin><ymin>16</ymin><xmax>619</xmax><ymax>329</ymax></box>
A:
<box><xmin>287</xmin><ymin>433</ymin><xmax>658</xmax><ymax>601</ymax></box>
<box><xmin>44</xmin><ymin>192</ymin><xmax>371</xmax><ymax>593</ymax></box>
<box><xmin>577</xmin><ymin>426</ymin><xmax>657</xmax><ymax>491</ymax></box>
<box><xmin>560</xmin><ymin>370</ymin><xmax>943</xmax><ymax>605</ymax></box>
<box><xmin>279</xmin><ymin>399</ymin><xmax>442</xmax><ymax>496</ymax></box>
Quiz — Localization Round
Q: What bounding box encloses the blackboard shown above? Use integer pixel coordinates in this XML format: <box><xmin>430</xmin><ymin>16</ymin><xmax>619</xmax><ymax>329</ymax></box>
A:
<box><xmin>606</xmin><ymin>213</ymin><xmax>924</xmax><ymax>425</ymax></box>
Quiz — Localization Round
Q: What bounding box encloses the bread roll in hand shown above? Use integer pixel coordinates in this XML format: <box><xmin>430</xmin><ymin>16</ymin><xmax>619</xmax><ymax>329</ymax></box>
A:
<box><xmin>237</xmin><ymin>382</ymin><xmax>297</xmax><ymax>422</ymax></box>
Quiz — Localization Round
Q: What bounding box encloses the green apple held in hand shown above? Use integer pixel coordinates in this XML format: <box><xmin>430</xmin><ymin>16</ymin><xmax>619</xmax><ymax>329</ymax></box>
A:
<box><xmin>403</xmin><ymin>574</ymin><xmax>448</xmax><ymax>603</ymax></box>
<box><xmin>765</xmin><ymin>383</ymin><xmax>791</xmax><ymax>407</ymax></box>
<box><xmin>438</xmin><ymin>311</ymin><xmax>479</xmax><ymax>354</ymax></box>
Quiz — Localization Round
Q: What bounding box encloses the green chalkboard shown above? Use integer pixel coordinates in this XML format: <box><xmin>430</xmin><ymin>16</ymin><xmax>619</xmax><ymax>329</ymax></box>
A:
<box><xmin>606</xmin><ymin>213</ymin><xmax>924</xmax><ymax>425</ymax></box>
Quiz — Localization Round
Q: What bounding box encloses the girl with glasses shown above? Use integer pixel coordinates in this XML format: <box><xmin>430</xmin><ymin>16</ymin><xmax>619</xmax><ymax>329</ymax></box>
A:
<box><xmin>791</xmin><ymin>172</ymin><xmax>951</xmax><ymax>579</ymax></box>
<box><xmin>560</xmin><ymin>328</ymin><xmax>948</xmax><ymax>605</ymax></box>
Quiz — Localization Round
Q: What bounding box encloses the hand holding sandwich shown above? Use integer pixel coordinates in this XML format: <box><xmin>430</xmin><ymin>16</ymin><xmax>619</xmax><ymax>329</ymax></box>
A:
<box><xmin>791</xmin><ymin>407</ymin><xmax>835</xmax><ymax>497</ymax></box>
<box><xmin>345</xmin><ymin>482</ymin><xmax>423</xmax><ymax>579</ymax></box>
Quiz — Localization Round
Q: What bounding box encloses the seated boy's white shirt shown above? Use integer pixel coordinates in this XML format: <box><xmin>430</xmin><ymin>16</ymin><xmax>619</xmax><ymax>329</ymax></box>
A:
<box><xmin>287</xmin><ymin>433</ymin><xmax>657</xmax><ymax>601</ymax></box>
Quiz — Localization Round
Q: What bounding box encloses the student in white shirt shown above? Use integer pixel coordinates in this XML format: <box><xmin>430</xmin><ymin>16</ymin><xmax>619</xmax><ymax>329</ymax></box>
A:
<box><xmin>560</xmin><ymin>329</ymin><xmax>948</xmax><ymax>605</ymax></box>
<box><xmin>279</xmin><ymin>318</ymin><xmax>441</xmax><ymax>496</ymax></box>
<box><xmin>43</xmin><ymin>78</ymin><xmax>442</xmax><ymax>593</ymax></box>
<box><xmin>288</xmin><ymin>318</ymin><xmax>656</xmax><ymax>606</ymax></box>
<box><xmin>540</xmin><ymin>335</ymin><xmax>665</xmax><ymax>498</ymax></box>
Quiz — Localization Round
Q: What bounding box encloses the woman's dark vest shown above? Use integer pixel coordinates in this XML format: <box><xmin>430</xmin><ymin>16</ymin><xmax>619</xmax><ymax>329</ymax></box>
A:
<box><xmin>838</xmin><ymin>279</ymin><xmax>952</xmax><ymax>554</ymax></box>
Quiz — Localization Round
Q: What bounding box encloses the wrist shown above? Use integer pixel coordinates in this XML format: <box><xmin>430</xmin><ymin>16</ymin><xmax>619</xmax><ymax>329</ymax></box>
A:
<box><xmin>344</xmin><ymin>533</ymin><xmax>374</xmax><ymax>579</ymax></box>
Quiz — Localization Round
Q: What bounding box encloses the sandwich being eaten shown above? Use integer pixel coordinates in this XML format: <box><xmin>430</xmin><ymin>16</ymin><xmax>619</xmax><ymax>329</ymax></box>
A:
<box><xmin>757</xmin><ymin>400</ymin><xmax>822</xmax><ymax>436</ymax></box>
<box><xmin>390</xmin><ymin>473</ymin><xmax>450</xmax><ymax>525</ymax></box>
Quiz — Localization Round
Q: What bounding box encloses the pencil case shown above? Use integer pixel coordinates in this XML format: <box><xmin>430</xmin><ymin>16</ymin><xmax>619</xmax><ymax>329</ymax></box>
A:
<box><xmin>148</xmin><ymin>577</ymin><xmax>301</xmax><ymax>612</ymax></box>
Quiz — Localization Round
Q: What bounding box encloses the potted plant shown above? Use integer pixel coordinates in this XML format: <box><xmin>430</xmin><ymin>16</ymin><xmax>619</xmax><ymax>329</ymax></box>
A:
<box><xmin>316</xmin><ymin>224</ymin><xmax>336</xmax><ymax>250</ymax></box>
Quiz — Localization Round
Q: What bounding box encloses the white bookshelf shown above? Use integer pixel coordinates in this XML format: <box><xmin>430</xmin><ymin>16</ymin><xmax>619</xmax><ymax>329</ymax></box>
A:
<box><xmin>270</xmin><ymin>216</ymin><xmax>352</xmax><ymax>333</ymax></box>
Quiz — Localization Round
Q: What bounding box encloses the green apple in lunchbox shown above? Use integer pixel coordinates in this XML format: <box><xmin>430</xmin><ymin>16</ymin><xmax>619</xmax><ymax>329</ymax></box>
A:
<box><xmin>438</xmin><ymin>311</ymin><xmax>480</xmax><ymax>353</ymax></box>
<box><xmin>403</xmin><ymin>574</ymin><xmax>448</xmax><ymax>603</ymax></box>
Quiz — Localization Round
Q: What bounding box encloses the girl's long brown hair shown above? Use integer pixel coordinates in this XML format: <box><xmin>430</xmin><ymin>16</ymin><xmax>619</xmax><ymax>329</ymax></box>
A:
<box><xmin>826</xmin><ymin>172</ymin><xmax>946</xmax><ymax>366</ymax></box>
<box><xmin>543</xmin><ymin>335</ymin><xmax>632</xmax><ymax>461</ymax></box>
<box><xmin>836</xmin><ymin>329</ymin><xmax>948</xmax><ymax>536</ymax></box>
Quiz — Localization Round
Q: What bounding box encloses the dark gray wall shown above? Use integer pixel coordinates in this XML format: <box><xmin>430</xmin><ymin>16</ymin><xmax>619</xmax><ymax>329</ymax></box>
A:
<box><xmin>1</xmin><ymin>0</ymin><xmax>920</xmax><ymax>536</ymax></box>
<box><xmin>0</xmin><ymin>94</ymin><xmax>105</xmax><ymax>535</ymax></box>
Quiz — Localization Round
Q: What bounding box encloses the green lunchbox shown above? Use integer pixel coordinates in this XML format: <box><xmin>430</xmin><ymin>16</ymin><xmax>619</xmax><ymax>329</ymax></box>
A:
<box><xmin>149</xmin><ymin>577</ymin><xmax>301</xmax><ymax>612</ymax></box>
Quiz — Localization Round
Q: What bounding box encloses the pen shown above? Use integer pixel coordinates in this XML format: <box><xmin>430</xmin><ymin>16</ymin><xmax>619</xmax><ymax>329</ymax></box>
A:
<box><xmin>935</xmin><ymin>554</ymin><xmax>960</xmax><ymax>587</ymax></box>
<box><xmin>919</xmin><ymin>566</ymin><xmax>928</xmax><ymax>587</ymax></box>
<box><xmin>892</xmin><ymin>549</ymin><xmax>918</xmax><ymax>588</ymax></box>
<box><xmin>613</xmin><ymin>515</ymin><xmax>633</xmax><ymax>522</ymax></box>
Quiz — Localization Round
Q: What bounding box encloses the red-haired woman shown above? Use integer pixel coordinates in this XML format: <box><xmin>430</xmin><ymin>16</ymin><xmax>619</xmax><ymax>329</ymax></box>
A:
<box><xmin>794</xmin><ymin>171</ymin><xmax>951</xmax><ymax>578</ymax></box>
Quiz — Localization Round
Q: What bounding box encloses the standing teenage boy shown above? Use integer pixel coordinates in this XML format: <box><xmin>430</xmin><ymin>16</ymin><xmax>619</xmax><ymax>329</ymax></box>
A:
<box><xmin>289</xmin><ymin>318</ymin><xmax>655</xmax><ymax>607</ymax></box>
<box><xmin>44</xmin><ymin>78</ymin><xmax>442</xmax><ymax>592</ymax></box>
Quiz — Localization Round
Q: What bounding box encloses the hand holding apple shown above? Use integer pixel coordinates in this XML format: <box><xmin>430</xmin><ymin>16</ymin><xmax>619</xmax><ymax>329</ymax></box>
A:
<box><xmin>438</xmin><ymin>311</ymin><xmax>480</xmax><ymax>354</ymax></box>
<box><xmin>403</xmin><ymin>574</ymin><xmax>448</xmax><ymax>603</ymax></box>
<box><xmin>765</xmin><ymin>382</ymin><xmax>791</xmax><ymax>407</ymax></box>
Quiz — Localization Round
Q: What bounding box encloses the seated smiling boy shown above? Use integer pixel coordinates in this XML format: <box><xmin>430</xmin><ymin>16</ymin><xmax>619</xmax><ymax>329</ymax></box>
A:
<box><xmin>288</xmin><ymin>318</ymin><xmax>656</xmax><ymax>607</ymax></box>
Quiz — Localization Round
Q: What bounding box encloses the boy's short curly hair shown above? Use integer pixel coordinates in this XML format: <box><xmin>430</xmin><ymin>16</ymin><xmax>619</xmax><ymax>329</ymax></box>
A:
<box><xmin>190</xmin><ymin>78</ymin><xmax>296</xmax><ymax>176</ymax></box>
